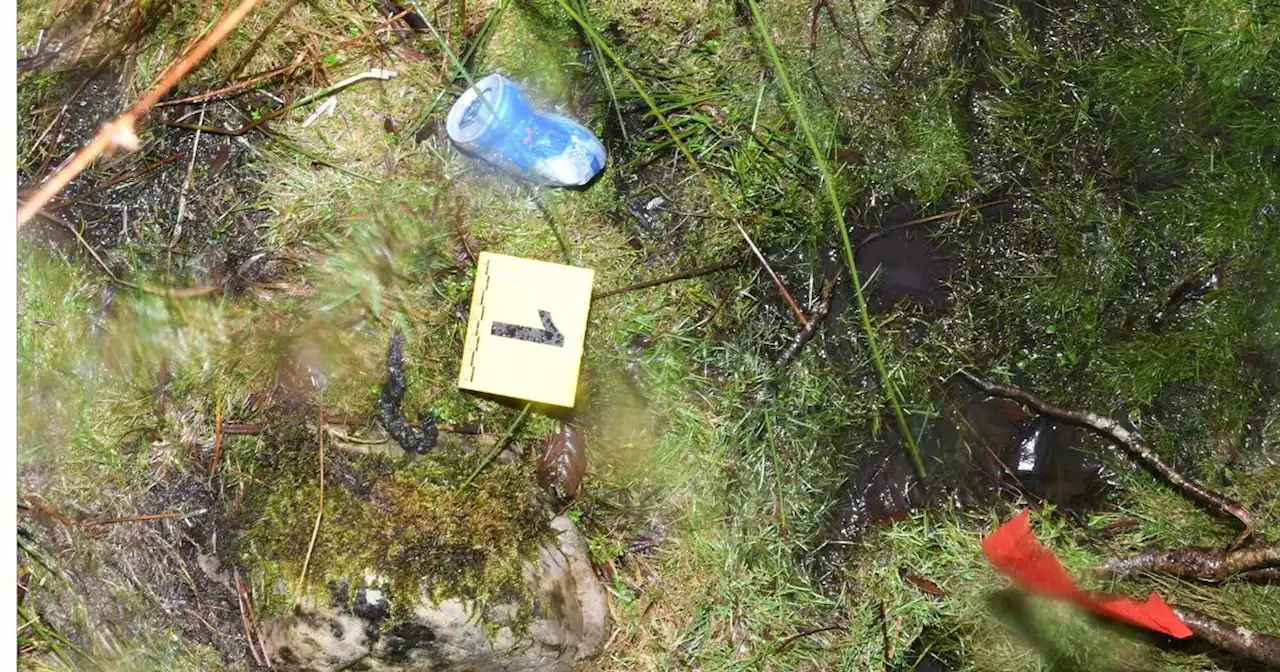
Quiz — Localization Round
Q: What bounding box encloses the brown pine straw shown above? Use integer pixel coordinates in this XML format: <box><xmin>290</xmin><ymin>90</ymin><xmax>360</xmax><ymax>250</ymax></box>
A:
<box><xmin>16</xmin><ymin>0</ymin><xmax>263</xmax><ymax>227</ymax></box>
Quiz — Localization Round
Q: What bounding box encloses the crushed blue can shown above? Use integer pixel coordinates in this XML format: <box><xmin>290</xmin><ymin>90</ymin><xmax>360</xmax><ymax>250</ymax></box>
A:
<box><xmin>445</xmin><ymin>73</ymin><xmax>607</xmax><ymax>187</ymax></box>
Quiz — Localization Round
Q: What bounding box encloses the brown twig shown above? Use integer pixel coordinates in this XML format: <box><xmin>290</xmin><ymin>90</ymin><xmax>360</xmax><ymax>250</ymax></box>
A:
<box><xmin>775</xmin><ymin>276</ymin><xmax>836</xmax><ymax>365</ymax></box>
<box><xmin>1172</xmin><ymin>606</ymin><xmax>1280</xmax><ymax>668</ymax></box>
<box><xmin>593</xmin><ymin>257</ymin><xmax>743</xmax><ymax>300</ymax></box>
<box><xmin>81</xmin><ymin>511</ymin><xmax>187</xmax><ymax>537</ymax></box>
<box><xmin>155</xmin><ymin>9</ymin><xmax>412</xmax><ymax>109</ymax></box>
<box><xmin>770</xmin><ymin>625</ymin><xmax>843</xmax><ymax>657</ymax></box>
<box><xmin>859</xmin><ymin>200</ymin><xmax>1008</xmax><ymax>248</ymax></box>
<box><xmin>1100</xmin><ymin>542</ymin><xmax>1280</xmax><ymax>582</ymax></box>
<box><xmin>234</xmin><ymin>569</ymin><xmax>265</xmax><ymax>666</ymax></box>
<box><xmin>17</xmin><ymin>0</ymin><xmax>264</xmax><ymax>227</ymax></box>
<box><xmin>959</xmin><ymin>370</ymin><xmax>1255</xmax><ymax>548</ymax></box>
<box><xmin>208</xmin><ymin>401</ymin><xmax>224</xmax><ymax>477</ymax></box>
<box><xmin>734</xmin><ymin>222</ymin><xmax>807</xmax><ymax>326</ymax></box>
<box><xmin>220</xmin><ymin>423</ymin><xmax>265</xmax><ymax>435</ymax></box>
<box><xmin>45</xmin><ymin>152</ymin><xmax>184</xmax><ymax>213</ymax></box>
<box><xmin>886</xmin><ymin>1</ymin><xmax>943</xmax><ymax>76</ymax></box>
<box><xmin>227</xmin><ymin>0</ymin><xmax>300</xmax><ymax>79</ymax></box>
<box><xmin>898</xmin><ymin>566</ymin><xmax>945</xmax><ymax>596</ymax></box>
<box><xmin>19</xmin><ymin>496</ymin><xmax>74</xmax><ymax>527</ymax></box>
<box><xmin>810</xmin><ymin>0</ymin><xmax>871</xmax><ymax>63</ymax></box>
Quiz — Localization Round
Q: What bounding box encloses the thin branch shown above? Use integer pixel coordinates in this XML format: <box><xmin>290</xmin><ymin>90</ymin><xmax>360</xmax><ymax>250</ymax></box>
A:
<box><xmin>234</xmin><ymin>569</ymin><xmax>265</xmax><ymax>666</ymax></box>
<box><xmin>859</xmin><ymin>200</ymin><xmax>1007</xmax><ymax>248</ymax></box>
<box><xmin>593</xmin><ymin>257</ymin><xmax>742</xmax><ymax>300</ymax></box>
<box><xmin>226</xmin><ymin>0</ymin><xmax>300</xmax><ymax>79</ymax></box>
<box><xmin>45</xmin><ymin>152</ymin><xmax>184</xmax><ymax>213</ymax></box>
<box><xmin>17</xmin><ymin>0</ymin><xmax>264</xmax><ymax>226</ymax></box>
<box><xmin>1101</xmin><ymin>542</ymin><xmax>1280</xmax><ymax>582</ymax></box>
<box><xmin>1172</xmin><ymin>606</ymin><xmax>1280</xmax><ymax>668</ymax></box>
<box><xmin>155</xmin><ymin>10</ymin><xmax>411</xmax><ymax>108</ymax></box>
<box><xmin>959</xmin><ymin>370</ymin><xmax>1255</xmax><ymax>548</ymax></box>
<box><xmin>208</xmin><ymin>401</ymin><xmax>224</xmax><ymax>477</ymax></box>
<box><xmin>775</xmin><ymin>276</ymin><xmax>835</xmax><ymax>365</ymax></box>
<box><xmin>734</xmin><ymin>221</ymin><xmax>807</xmax><ymax>326</ymax></box>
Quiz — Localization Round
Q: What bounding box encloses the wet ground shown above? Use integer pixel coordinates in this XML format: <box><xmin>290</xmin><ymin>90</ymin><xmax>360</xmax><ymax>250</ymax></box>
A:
<box><xmin>19</xmin><ymin>64</ymin><xmax>280</xmax><ymax>293</ymax></box>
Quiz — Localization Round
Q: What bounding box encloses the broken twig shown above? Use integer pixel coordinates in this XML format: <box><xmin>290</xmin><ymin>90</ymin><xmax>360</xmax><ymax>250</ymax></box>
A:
<box><xmin>775</xmin><ymin>277</ymin><xmax>835</xmax><ymax>365</ymax></box>
<box><xmin>959</xmin><ymin>370</ymin><xmax>1255</xmax><ymax>548</ymax></box>
<box><xmin>1101</xmin><ymin>542</ymin><xmax>1279</xmax><ymax>582</ymax></box>
<box><xmin>1172</xmin><ymin>606</ymin><xmax>1280</xmax><ymax>668</ymax></box>
<box><xmin>235</xmin><ymin>569</ymin><xmax>265</xmax><ymax>666</ymax></box>
<box><xmin>17</xmin><ymin>0</ymin><xmax>264</xmax><ymax>226</ymax></box>
<box><xmin>734</xmin><ymin>221</ymin><xmax>807</xmax><ymax>326</ymax></box>
<box><xmin>208</xmin><ymin>401</ymin><xmax>224</xmax><ymax>477</ymax></box>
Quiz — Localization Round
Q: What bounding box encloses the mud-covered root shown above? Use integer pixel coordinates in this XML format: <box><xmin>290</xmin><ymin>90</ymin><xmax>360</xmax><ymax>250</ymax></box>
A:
<box><xmin>1101</xmin><ymin>542</ymin><xmax>1280</xmax><ymax>582</ymax></box>
<box><xmin>1172</xmin><ymin>606</ymin><xmax>1280</xmax><ymax>668</ymax></box>
<box><xmin>377</xmin><ymin>332</ymin><xmax>438</xmax><ymax>455</ymax></box>
<box><xmin>958</xmin><ymin>370</ymin><xmax>1255</xmax><ymax>548</ymax></box>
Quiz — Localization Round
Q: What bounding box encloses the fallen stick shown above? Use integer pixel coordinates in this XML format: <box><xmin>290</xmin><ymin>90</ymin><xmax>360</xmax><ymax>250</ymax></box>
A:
<box><xmin>234</xmin><ymin>569</ymin><xmax>265</xmax><ymax>666</ymax></box>
<box><xmin>775</xmin><ymin>277</ymin><xmax>835</xmax><ymax>366</ymax></box>
<box><xmin>1101</xmin><ymin>542</ymin><xmax>1280</xmax><ymax>582</ymax></box>
<box><xmin>735</xmin><ymin>221</ymin><xmax>808</xmax><ymax>326</ymax></box>
<box><xmin>593</xmin><ymin>257</ymin><xmax>742</xmax><ymax>300</ymax></box>
<box><xmin>155</xmin><ymin>10</ymin><xmax>411</xmax><ymax>108</ymax></box>
<box><xmin>1172</xmin><ymin>606</ymin><xmax>1280</xmax><ymax>668</ymax></box>
<box><xmin>958</xmin><ymin>370</ymin><xmax>1254</xmax><ymax>548</ymax></box>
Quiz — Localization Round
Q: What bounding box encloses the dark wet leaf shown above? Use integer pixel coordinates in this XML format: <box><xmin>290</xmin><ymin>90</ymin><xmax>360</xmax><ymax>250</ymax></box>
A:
<box><xmin>537</xmin><ymin>423</ymin><xmax>587</xmax><ymax>500</ymax></box>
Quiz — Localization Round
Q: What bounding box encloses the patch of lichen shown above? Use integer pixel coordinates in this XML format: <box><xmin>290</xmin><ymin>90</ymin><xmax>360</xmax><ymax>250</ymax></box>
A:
<box><xmin>234</xmin><ymin>421</ymin><xmax>551</xmax><ymax>620</ymax></box>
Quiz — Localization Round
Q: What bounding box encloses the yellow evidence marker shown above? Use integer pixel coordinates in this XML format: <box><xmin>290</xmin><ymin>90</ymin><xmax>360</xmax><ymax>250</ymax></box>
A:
<box><xmin>458</xmin><ymin>252</ymin><xmax>595</xmax><ymax>407</ymax></box>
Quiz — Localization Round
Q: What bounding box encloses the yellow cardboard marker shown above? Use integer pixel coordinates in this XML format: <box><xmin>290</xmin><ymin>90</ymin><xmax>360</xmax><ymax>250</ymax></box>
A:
<box><xmin>458</xmin><ymin>252</ymin><xmax>595</xmax><ymax>407</ymax></box>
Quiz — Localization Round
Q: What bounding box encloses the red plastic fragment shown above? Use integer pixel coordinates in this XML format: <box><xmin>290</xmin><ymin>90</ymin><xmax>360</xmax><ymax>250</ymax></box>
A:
<box><xmin>982</xmin><ymin>509</ymin><xmax>1193</xmax><ymax>639</ymax></box>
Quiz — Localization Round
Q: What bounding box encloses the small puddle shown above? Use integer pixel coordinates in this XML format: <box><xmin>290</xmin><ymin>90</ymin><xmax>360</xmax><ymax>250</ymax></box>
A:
<box><xmin>821</xmin><ymin>375</ymin><xmax>1109</xmax><ymax>548</ymax></box>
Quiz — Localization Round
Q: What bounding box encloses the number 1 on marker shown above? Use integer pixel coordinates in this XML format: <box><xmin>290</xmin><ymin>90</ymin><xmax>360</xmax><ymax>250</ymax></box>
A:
<box><xmin>458</xmin><ymin>253</ymin><xmax>595</xmax><ymax>407</ymax></box>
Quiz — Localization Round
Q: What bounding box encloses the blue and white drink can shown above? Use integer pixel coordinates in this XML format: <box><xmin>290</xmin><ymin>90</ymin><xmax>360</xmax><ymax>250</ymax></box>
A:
<box><xmin>445</xmin><ymin>73</ymin><xmax>607</xmax><ymax>187</ymax></box>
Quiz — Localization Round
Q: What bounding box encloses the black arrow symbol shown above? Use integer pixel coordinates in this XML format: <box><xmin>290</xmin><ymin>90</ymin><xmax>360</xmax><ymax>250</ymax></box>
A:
<box><xmin>491</xmin><ymin>310</ymin><xmax>565</xmax><ymax>347</ymax></box>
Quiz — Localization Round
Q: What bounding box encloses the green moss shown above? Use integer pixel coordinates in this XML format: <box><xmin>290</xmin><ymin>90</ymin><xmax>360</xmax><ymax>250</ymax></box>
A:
<box><xmin>236</xmin><ymin>427</ymin><xmax>550</xmax><ymax>619</ymax></box>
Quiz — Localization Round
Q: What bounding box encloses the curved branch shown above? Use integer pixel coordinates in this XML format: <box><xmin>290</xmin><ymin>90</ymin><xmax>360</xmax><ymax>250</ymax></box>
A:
<box><xmin>959</xmin><ymin>370</ymin><xmax>1254</xmax><ymax>548</ymax></box>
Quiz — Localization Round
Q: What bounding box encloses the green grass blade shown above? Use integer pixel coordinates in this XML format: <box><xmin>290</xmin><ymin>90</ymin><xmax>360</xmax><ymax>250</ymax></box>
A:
<box><xmin>742</xmin><ymin>0</ymin><xmax>925</xmax><ymax>476</ymax></box>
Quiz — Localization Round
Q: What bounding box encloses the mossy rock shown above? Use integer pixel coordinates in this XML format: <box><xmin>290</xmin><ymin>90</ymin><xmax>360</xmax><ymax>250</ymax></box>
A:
<box><xmin>258</xmin><ymin>516</ymin><xmax>608</xmax><ymax>671</ymax></box>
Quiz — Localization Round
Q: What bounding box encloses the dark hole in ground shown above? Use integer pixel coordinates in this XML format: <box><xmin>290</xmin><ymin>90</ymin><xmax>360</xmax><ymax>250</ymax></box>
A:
<box><xmin>897</xmin><ymin>628</ymin><xmax>964</xmax><ymax>671</ymax></box>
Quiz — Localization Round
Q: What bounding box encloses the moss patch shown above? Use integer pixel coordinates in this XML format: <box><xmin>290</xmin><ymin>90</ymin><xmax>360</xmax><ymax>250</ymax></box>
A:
<box><xmin>235</xmin><ymin>423</ymin><xmax>550</xmax><ymax>619</ymax></box>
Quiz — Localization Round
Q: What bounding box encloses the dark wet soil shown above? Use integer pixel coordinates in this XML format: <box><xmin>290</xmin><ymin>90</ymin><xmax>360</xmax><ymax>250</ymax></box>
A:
<box><xmin>819</xmin><ymin>375</ymin><xmax>1109</xmax><ymax>557</ymax></box>
<box><xmin>19</xmin><ymin>65</ymin><xmax>278</xmax><ymax>293</ymax></box>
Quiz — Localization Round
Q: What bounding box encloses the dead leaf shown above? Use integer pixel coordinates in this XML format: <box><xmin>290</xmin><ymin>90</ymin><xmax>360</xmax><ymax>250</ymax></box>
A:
<box><xmin>537</xmin><ymin>422</ymin><xmax>587</xmax><ymax>500</ymax></box>
<box><xmin>898</xmin><ymin>566</ymin><xmax>945</xmax><ymax>596</ymax></box>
